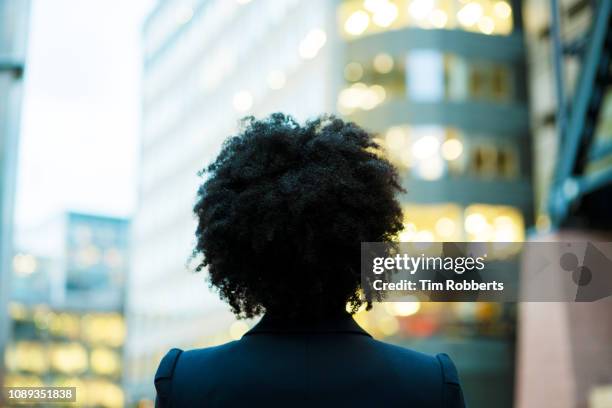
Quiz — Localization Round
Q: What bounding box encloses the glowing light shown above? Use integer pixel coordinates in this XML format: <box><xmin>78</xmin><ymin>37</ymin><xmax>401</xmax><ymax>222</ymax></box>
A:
<box><xmin>493</xmin><ymin>215</ymin><xmax>518</xmax><ymax>242</ymax></box>
<box><xmin>441</xmin><ymin>138</ymin><xmax>463</xmax><ymax>160</ymax></box>
<box><xmin>399</xmin><ymin>223</ymin><xmax>417</xmax><ymax>242</ymax></box>
<box><xmin>344</xmin><ymin>10</ymin><xmax>370</xmax><ymax>35</ymax></box>
<box><xmin>13</xmin><ymin>254</ymin><xmax>37</xmax><ymax>276</ymax></box>
<box><xmin>364</xmin><ymin>0</ymin><xmax>388</xmax><ymax>12</ymax></box>
<box><xmin>415</xmin><ymin>230</ymin><xmax>434</xmax><ymax>242</ymax></box>
<box><xmin>299</xmin><ymin>29</ymin><xmax>327</xmax><ymax>59</ymax></box>
<box><xmin>478</xmin><ymin>16</ymin><xmax>495</xmax><ymax>34</ymax></box>
<box><xmin>267</xmin><ymin>70</ymin><xmax>286</xmax><ymax>90</ymax></box>
<box><xmin>344</xmin><ymin>62</ymin><xmax>364</xmax><ymax>81</ymax></box>
<box><xmin>494</xmin><ymin>1</ymin><xmax>512</xmax><ymax>19</ymax></box>
<box><xmin>174</xmin><ymin>5</ymin><xmax>193</xmax><ymax>24</ymax></box>
<box><xmin>385</xmin><ymin>127</ymin><xmax>406</xmax><ymax>150</ymax></box>
<box><xmin>236</xmin><ymin>0</ymin><xmax>252</xmax><ymax>4</ymax></box>
<box><xmin>233</xmin><ymin>90</ymin><xmax>253</xmax><ymax>112</ymax></box>
<box><xmin>435</xmin><ymin>217</ymin><xmax>456</xmax><ymax>238</ymax></box>
<box><xmin>372</xmin><ymin>2</ymin><xmax>398</xmax><ymax>27</ymax></box>
<box><xmin>385</xmin><ymin>301</ymin><xmax>421</xmax><ymax>316</ymax></box>
<box><xmin>457</xmin><ymin>2</ymin><xmax>483</xmax><ymax>26</ymax></box>
<box><xmin>400</xmin><ymin>150</ymin><xmax>412</xmax><ymax>167</ymax></box>
<box><xmin>412</xmin><ymin>135</ymin><xmax>440</xmax><ymax>160</ymax></box>
<box><xmin>370</xmin><ymin>84</ymin><xmax>386</xmax><ymax>102</ymax></box>
<box><xmin>373</xmin><ymin>53</ymin><xmax>394</xmax><ymax>74</ymax></box>
<box><xmin>91</xmin><ymin>348</ymin><xmax>121</xmax><ymax>375</ymax></box>
<box><xmin>429</xmin><ymin>9</ymin><xmax>448</xmax><ymax>28</ymax></box>
<box><xmin>408</xmin><ymin>0</ymin><xmax>434</xmax><ymax>20</ymax></box>
<box><xmin>465</xmin><ymin>213</ymin><xmax>488</xmax><ymax>234</ymax></box>
<box><xmin>230</xmin><ymin>321</ymin><xmax>249</xmax><ymax>339</ymax></box>
<box><xmin>418</xmin><ymin>158</ymin><xmax>444</xmax><ymax>180</ymax></box>
<box><xmin>339</xmin><ymin>83</ymin><xmax>365</xmax><ymax>109</ymax></box>
<box><xmin>338</xmin><ymin>83</ymin><xmax>385</xmax><ymax>110</ymax></box>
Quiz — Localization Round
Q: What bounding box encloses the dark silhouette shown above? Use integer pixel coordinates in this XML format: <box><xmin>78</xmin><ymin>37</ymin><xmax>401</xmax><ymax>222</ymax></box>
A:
<box><xmin>155</xmin><ymin>114</ymin><xmax>466</xmax><ymax>407</ymax></box>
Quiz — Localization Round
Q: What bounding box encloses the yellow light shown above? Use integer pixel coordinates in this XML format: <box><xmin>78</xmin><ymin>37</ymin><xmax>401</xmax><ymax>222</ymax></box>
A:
<box><xmin>364</xmin><ymin>0</ymin><xmax>388</xmax><ymax>13</ymax></box>
<box><xmin>338</xmin><ymin>83</ymin><xmax>365</xmax><ymax>109</ymax></box>
<box><xmin>91</xmin><ymin>348</ymin><xmax>121</xmax><ymax>376</ymax></box>
<box><xmin>82</xmin><ymin>313</ymin><xmax>125</xmax><ymax>346</ymax></box>
<box><xmin>385</xmin><ymin>127</ymin><xmax>406</xmax><ymax>150</ymax></box>
<box><xmin>13</xmin><ymin>254</ymin><xmax>37</xmax><ymax>276</ymax></box>
<box><xmin>415</xmin><ymin>230</ymin><xmax>435</xmax><ymax>242</ymax></box>
<box><xmin>409</xmin><ymin>0</ymin><xmax>434</xmax><ymax>20</ymax></box>
<box><xmin>429</xmin><ymin>9</ymin><xmax>448</xmax><ymax>28</ymax></box>
<box><xmin>370</xmin><ymin>84</ymin><xmax>386</xmax><ymax>103</ymax></box>
<box><xmin>50</xmin><ymin>343</ymin><xmax>88</xmax><ymax>374</ymax></box>
<box><xmin>441</xmin><ymin>138</ymin><xmax>463</xmax><ymax>160</ymax></box>
<box><xmin>385</xmin><ymin>301</ymin><xmax>421</xmax><ymax>316</ymax></box>
<box><xmin>229</xmin><ymin>321</ymin><xmax>249</xmax><ymax>340</ymax></box>
<box><xmin>493</xmin><ymin>215</ymin><xmax>519</xmax><ymax>242</ymax></box>
<box><xmin>344</xmin><ymin>62</ymin><xmax>364</xmax><ymax>81</ymax></box>
<box><xmin>457</xmin><ymin>3</ymin><xmax>483</xmax><ymax>26</ymax></box>
<box><xmin>372</xmin><ymin>2</ymin><xmax>398</xmax><ymax>27</ymax></box>
<box><xmin>299</xmin><ymin>29</ymin><xmax>327</xmax><ymax>59</ymax></box>
<box><xmin>373</xmin><ymin>53</ymin><xmax>394</xmax><ymax>74</ymax></box>
<box><xmin>400</xmin><ymin>150</ymin><xmax>412</xmax><ymax>167</ymax></box>
<box><xmin>344</xmin><ymin>10</ymin><xmax>370</xmax><ymax>35</ymax></box>
<box><xmin>465</xmin><ymin>213</ymin><xmax>488</xmax><ymax>234</ymax></box>
<box><xmin>267</xmin><ymin>70</ymin><xmax>286</xmax><ymax>90</ymax></box>
<box><xmin>435</xmin><ymin>217</ymin><xmax>456</xmax><ymax>238</ymax></box>
<box><xmin>478</xmin><ymin>16</ymin><xmax>495</xmax><ymax>34</ymax></box>
<box><xmin>412</xmin><ymin>135</ymin><xmax>440</xmax><ymax>160</ymax></box>
<box><xmin>494</xmin><ymin>1</ymin><xmax>512</xmax><ymax>19</ymax></box>
<box><xmin>233</xmin><ymin>90</ymin><xmax>253</xmax><ymax>112</ymax></box>
<box><xmin>9</xmin><ymin>302</ymin><xmax>27</xmax><ymax>320</ymax></box>
<box><xmin>398</xmin><ymin>223</ymin><xmax>417</xmax><ymax>242</ymax></box>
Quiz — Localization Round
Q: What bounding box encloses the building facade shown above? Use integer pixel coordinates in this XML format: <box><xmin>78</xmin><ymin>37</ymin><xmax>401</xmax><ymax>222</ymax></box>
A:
<box><xmin>0</xmin><ymin>0</ymin><xmax>30</xmax><ymax>395</ymax></box>
<box><xmin>5</xmin><ymin>212</ymin><xmax>130</xmax><ymax>408</ymax></box>
<box><xmin>127</xmin><ymin>0</ymin><xmax>339</xmax><ymax>404</ymax></box>
<box><xmin>336</xmin><ymin>1</ymin><xmax>529</xmax><ymax>407</ymax></box>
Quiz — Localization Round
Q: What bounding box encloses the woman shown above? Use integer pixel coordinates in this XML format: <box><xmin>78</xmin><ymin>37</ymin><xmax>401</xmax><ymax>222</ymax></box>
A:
<box><xmin>154</xmin><ymin>113</ymin><xmax>466</xmax><ymax>407</ymax></box>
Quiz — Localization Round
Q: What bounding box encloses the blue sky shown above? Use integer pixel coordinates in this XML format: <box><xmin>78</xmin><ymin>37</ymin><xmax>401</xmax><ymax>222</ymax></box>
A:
<box><xmin>16</xmin><ymin>0</ymin><xmax>155</xmax><ymax>228</ymax></box>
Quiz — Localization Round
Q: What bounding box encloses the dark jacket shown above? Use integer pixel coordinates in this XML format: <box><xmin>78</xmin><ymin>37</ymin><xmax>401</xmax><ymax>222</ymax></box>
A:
<box><xmin>154</xmin><ymin>313</ymin><xmax>466</xmax><ymax>407</ymax></box>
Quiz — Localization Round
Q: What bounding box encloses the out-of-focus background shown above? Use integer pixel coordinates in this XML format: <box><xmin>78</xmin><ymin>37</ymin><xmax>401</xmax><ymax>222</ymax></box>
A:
<box><xmin>1</xmin><ymin>0</ymin><xmax>611</xmax><ymax>407</ymax></box>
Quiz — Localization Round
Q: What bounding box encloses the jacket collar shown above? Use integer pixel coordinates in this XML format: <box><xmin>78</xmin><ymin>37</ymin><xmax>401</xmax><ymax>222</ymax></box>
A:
<box><xmin>243</xmin><ymin>312</ymin><xmax>371</xmax><ymax>337</ymax></box>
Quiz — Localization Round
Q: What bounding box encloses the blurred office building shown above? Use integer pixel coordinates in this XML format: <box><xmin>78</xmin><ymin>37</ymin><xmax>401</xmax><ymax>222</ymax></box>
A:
<box><xmin>131</xmin><ymin>1</ymin><xmax>529</xmax><ymax>407</ymax></box>
<box><xmin>518</xmin><ymin>0</ymin><xmax>612</xmax><ymax>407</ymax></box>
<box><xmin>127</xmin><ymin>0</ymin><xmax>338</xmax><ymax>403</ymax></box>
<box><xmin>0</xmin><ymin>0</ymin><xmax>30</xmax><ymax>392</ymax></box>
<box><xmin>336</xmin><ymin>1</ymin><xmax>529</xmax><ymax>407</ymax></box>
<box><xmin>5</xmin><ymin>212</ymin><xmax>129</xmax><ymax>408</ymax></box>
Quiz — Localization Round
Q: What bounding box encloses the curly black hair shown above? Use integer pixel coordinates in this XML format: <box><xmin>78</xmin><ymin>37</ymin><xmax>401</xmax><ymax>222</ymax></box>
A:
<box><xmin>193</xmin><ymin>113</ymin><xmax>403</xmax><ymax>319</ymax></box>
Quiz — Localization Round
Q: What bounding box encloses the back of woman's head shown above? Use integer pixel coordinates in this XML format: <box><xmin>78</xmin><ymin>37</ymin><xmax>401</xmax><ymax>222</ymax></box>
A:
<box><xmin>193</xmin><ymin>113</ymin><xmax>403</xmax><ymax>319</ymax></box>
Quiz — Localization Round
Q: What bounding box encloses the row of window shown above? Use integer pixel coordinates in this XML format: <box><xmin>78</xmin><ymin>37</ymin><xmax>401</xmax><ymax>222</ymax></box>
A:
<box><xmin>376</xmin><ymin>125</ymin><xmax>520</xmax><ymax>181</ymax></box>
<box><xmin>398</xmin><ymin>203</ymin><xmax>525</xmax><ymax>246</ymax></box>
<box><xmin>339</xmin><ymin>50</ymin><xmax>515</xmax><ymax>113</ymax></box>
<box><xmin>339</xmin><ymin>0</ymin><xmax>514</xmax><ymax>38</ymax></box>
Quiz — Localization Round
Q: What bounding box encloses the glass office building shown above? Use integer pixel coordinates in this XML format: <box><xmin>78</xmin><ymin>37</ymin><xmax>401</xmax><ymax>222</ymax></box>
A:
<box><xmin>336</xmin><ymin>1</ymin><xmax>530</xmax><ymax>407</ymax></box>
<box><xmin>5</xmin><ymin>212</ymin><xmax>129</xmax><ymax>408</ymax></box>
<box><xmin>128</xmin><ymin>0</ymin><xmax>338</xmax><ymax>404</ymax></box>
